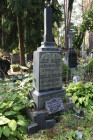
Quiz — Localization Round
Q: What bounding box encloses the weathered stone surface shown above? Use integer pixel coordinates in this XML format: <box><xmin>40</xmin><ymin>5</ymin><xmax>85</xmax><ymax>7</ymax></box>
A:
<box><xmin>65</xmin><ymin>48</ymin><xmax>77</xmax><ymax>68</ymax></box>
<box><xmin>33</xmin><ymin>51</ymin><xmax>62</xmax><ymax>92</ymax></box>
<box><xmin>44</xmin><ymin>7</ymin><xmax>53</xmax><ymax>42</ymax></box>
<box><xmin>32</xmin><ymin>88</ymin><xmax>66</xmax><ymax>110</ymax></box>
<box><xmin>27</xmin><ymin>123</ymin><xmax>39</xmax><ymax>135</ymax></box>
<box><xmin>73</xmin><ymin>76</ymin><xmax>81</xmax><ymax>84</ymax></box>
<box><xmin>46</xmin><ymin>119</ymin><xmax>56</xmax><ymax>129</ymax></box>
<box><xmin>45</xmin><ymin>98</ymin><xmax>64</xmax><ymax>114</ymax></box>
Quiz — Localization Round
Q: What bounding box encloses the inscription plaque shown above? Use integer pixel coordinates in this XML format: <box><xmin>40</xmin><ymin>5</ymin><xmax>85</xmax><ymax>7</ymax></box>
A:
<box><xmin>40</xmin><ymin>52</ymin><xmax>62</xmax><ymax>91</ymax></box>
<box><xmin>45</xmin><ymin>98</ymin><xmax>64</xmax><ymax>114</ymax></box>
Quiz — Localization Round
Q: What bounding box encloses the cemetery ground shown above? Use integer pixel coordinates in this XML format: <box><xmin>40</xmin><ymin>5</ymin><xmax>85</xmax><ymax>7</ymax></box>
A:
<box><xmin>0</xmin><ymin>79</ymin><xmax>93</xmax><ymax>140</ymax></box>
<box><xmin>0</xmin><ymin>56</ymin><xmax>93</xmax><ymax>139</ymax></box>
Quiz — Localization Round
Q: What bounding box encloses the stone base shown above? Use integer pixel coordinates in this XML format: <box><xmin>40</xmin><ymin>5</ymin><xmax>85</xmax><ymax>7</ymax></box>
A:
<box><xmin>31</xmin><ymin>88</ymin><xmax>66</xmax><ymax>110</ymax></box>
<box><xmin>26</xmin><ymin>102</ymin><xmax>73</xmax><ymax>135</ymax></box>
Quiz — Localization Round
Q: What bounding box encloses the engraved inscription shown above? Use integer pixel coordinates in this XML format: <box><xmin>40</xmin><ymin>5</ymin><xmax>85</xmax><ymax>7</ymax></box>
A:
<box><xmin>45</xmin><ymin>98</ymin><xmax>64</xmax><ymax>114</ymax></box>
<box><xmin>40</xmin><ymin>53</ymin><xmax>62</xmax><ymax>91</ymax></box>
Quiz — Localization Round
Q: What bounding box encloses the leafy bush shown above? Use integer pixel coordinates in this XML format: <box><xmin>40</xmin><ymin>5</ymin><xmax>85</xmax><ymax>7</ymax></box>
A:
<box><xmin>11</xmin><ymin>64</ymin><xmax>20</xmax><ymax>69</ymax></box>
<box><xmin>85</xmin><ymin>58</ymin><xmax>93</xmax><ymax>75</ymax></box>
<box><xmin>0</xmin><ymin>77</ymin><xmax>34</xmax><ymax>139</ymax></box>
<box><xmin>66</xmin><ymin>82</ymin><xmax>93</xmax><ymax>111</ymax></box>
<box><xmin>62</xmin><ymin>63</ymin><xmax>71</xmax><ymax>81</ymax></box>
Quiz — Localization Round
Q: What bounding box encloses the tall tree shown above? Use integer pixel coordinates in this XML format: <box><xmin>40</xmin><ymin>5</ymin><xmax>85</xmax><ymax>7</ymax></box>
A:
<box><xmin>64</xmin><ymin>0</ymin><xmax>74</xmax><ymax>50</ymax></box>
<box><xmin>0</xmin><ymin>0</ymin><xmax>62</xmax><ymax>65</ymax></box>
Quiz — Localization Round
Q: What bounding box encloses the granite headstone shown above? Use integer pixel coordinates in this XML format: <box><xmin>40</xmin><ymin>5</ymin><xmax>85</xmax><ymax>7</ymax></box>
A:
<box><xmin>65</xmin><ymin>31</ymin><xmax>77</xmax><ymax>68</ymax></box>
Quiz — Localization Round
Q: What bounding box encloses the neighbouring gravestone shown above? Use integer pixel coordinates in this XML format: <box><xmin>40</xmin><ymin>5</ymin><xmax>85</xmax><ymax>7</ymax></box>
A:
<box><xmin>11</xmin><ymin>53</ymin><xmax>20</xmax><ymax>64</ymax></box>
<box><xmin>27</xmin><ymin>0</ymin><xmax>73</xmax><ymax>135</ymax></box>
<box><xmin>91</xmin><ymin>52</ymin><xmax>93</xmax><ymax>58</ymax></box>
<box><xmin>81</xmin><ymin>44</ymin><xmax>86</xmax><ymax>59</ymax></box>
<box><xmin>0</xmin><ymin>59</ymin><xmax>10</xmax><ymax>78</ymax></box>
<box><xmin>73</xmin><ymin>76</ymin><xmax>81</xmax><ymax>84</ymax></box>
<box><xmin>65</xmin><ymin>31</ymin><xmax>77</xmax><ymax>68</ymax></box>
<box><xmin>3</xmin><ymin>52</ymin><xmax>10</xmax><ymax>61</ymax></box>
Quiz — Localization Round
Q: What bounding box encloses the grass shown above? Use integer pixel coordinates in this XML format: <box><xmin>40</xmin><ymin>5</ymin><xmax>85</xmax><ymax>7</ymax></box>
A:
<box><xmin>27</xmin><ymin>111</ymin><xmax>93</xmax><ymax>140</ymax></box>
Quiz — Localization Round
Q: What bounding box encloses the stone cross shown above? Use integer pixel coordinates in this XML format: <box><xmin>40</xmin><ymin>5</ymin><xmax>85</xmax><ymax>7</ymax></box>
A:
<box><xmin>44</xmin><ymin>0</ymin><xmax>53</xmax><ymax>42</ymax></box>
<box><xmin>67</xmin><ymin>31</ymin><xmax>74</xmax><ymax>48</ymax></box>
<box><xmin>81</xmin><ymin>44</ymin><xmax>85</xmax><ymax>52</ymax></box>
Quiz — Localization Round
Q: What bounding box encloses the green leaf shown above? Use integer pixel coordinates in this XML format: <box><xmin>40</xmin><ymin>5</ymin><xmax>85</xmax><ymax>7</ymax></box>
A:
<box><xmin>11</xmin><ymin>130</ymin><xmax>17</xmax><ymax>136</ymax></box>
<box><xmin>4</xmin><ymin>111</ymin><xmax>16</xmax><ymax>116</ymax></box>
<box><xmin>72</xmin><ymin>95</ymin><xmax>78</xmax><ymax>103</ymax></box>
<box><xmin>8</xmin><ymin>120</ymin><xmax>17</xmax><ymax>131</ymax></box>
<box><xmin>7</xmin><ymin>101</ymin><xmax>14</xmax><ymax>107</ymax></box>
<box><xmin>0</xmin><ymin>116</ymin><xmax>10</xmax><ymax>125</ymax></box>
<box><xmin>79</xmin><ymin>98</ymin><xmax>83</xmax><ymax>104</ymax></box>
<box><xmin>0</xmin><ymin>103</ymin><xmax>7</xmax><ymax>108</ymax></box>
<box><xmin>18</xmin><ymin>126</ymin><xmax>27</xmax><ymax>134</ymax></box>
<box><xmin>10</xmin><ymin>94</ymin><xmax>17</xmax><ymax>100</ymax></box>
<box><xmin>17</xmin><ymin>120</ymin><xmax>27</xmax><ymax>126</ymax></box>
<box><xmin>2</xmin><ymin>126</ymin><xmax>11</xmax><ymax>137</ymax></box>
<box><xmin>17</xmin><ymin>115</ymin><xmax>25</xmax><ymax>120</ymax></box>
<box><xmin>76</xmin><ymin>102</ymin><xmax>79</xmax><ymax>108</ymax></box>
<box><xmin>0</xmin><ymin>128</ymin><xmax>2</xmax><ymax>138</ymax></box>
<box><xmin>13</xmin><ymin>106</ymin><xmax>22</xmax><ymax>111</ymax></box>
<box><xmin>16</xmin><ymin>130</ymin><xmax>23</xmax><ymax>139</ymax></box>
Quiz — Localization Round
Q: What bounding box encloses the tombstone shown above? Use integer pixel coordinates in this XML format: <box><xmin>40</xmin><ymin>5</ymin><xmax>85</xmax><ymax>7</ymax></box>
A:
<box><xmin>3</xmin><ymin>52</ymin><xmax>10</xmax><ymax>61</ymax></box>
<box><xmin>28</xmin><ymin>0</ymin><xmax>73</xmax><ymax>134</ymax></box>
<box><xmin>65</xmin><ymin>31</ymin><xmax>77</xmax><ymax>68</ymax></box>
<box><xmin>0</xmin><ymin>59</ymin><xmax>10</xmax><ymax>78</ymax></box>
<box><xmin>91</xmin><ymin>52</ymin><xmax>93</xmax><ymax>58</ymax></box>
<box><xmin>73</xmin><ymin>76</ymin><xmax>81</xmax><ymax>84</ymax></box>
<box><xmin>11</xmin><ymin>53</ymin><xmax>20</xmax><ymax>64</ymax></box>
<box><xmin>81</xmin><ymin>44</ymin><xmax>86</xmax><ymax>59</ymax></box>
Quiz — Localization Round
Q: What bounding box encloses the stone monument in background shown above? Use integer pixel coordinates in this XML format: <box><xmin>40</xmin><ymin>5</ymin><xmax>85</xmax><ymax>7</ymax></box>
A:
<box><xmin>27</xmin><ymin>1</ymin><xmax>73</xmax><ymax>134</ymax></box>
<box><xmin>65</xmin><ymin>31</ymin><xmax>77</xmax><ymax>68</ymax></box>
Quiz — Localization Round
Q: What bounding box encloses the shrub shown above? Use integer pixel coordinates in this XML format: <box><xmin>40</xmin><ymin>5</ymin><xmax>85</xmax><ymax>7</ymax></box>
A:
<box><xmin>0</xmin><ymin>77</ymin><xmax>34</xmax><ymax>139</ymax></box>
<box><xmin>85</xmin><ymin>58</ymin><xmax>93</xmax><ymax>75</ymax></box>
<box><xmin>62</xmin><ymin>63</ymin><xmax>71</xmax><ymax>81</ymax></box>
<box><xmin>66</xmin><ymin>82</ymin><xmax>93</xmax><ymax>111</ymax></box>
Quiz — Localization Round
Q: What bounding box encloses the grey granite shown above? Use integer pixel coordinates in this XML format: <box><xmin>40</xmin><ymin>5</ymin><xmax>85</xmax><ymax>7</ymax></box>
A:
<box><xmin>65</xmin><ymin>48</ymin><xmax>77</xmax><ymax>68</ymax></box>
<box><xmin>33</xmin><ymin>50</ymin><xmax>62</xmax><ymax>92</ymax></box>
<box><xmin>44</xmin><ymin>7</ymin><xmax>53</xmax><ymax>42</ymax></box>
<box><xmin>27</xmin><ymin>123</ymin><xmax>39</xmax><ymax>135</ymax></box>
<box><xmin>32</xmin><ymin>88</ymin><xmax>66</xmax><ymax>110</ymax></box>
<box><xmin>46</xmin><ymin>119</ymin><xmax>56</xmax><ymax>129</ymax></box>
<box><xmin>45</xmin><ymin>98</ymin><xmax>64</xmax><ymax>114</ymax></box>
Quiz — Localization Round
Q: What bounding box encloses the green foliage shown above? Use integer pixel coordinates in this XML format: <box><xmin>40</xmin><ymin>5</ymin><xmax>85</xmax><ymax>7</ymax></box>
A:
<box><xmin>73</xmin><ymin>8</ymin><xmax>93</xmax><ymax>50</ymax></box>
<box><xmin>68</xmin><ymin>0</ymin><xmax>74</xmax><ymax>12</ymax></box>
<box><xmin>0</xmin><ymin>76</ymin><xmax>34</xmax><ymax>139</ymax></box>
<box><xmin>11</xmin><ymin>64</ymin><xmax>20</xmax><ymax>69</ymax></box>
<box><xmin>62</xmin><ymin>63</ymin><xmax>71</xmax><ymax>81</ymax></box>
<box><xmin>85</xmin><ymin>58</ymin><xmax>93</xmax><ymax>75</ymax></box>
<box><xmin>66</xmin><ymin>82</ymin><xmax>93</xmax><ymax>111</ymax></box>
<box><xmin>0</xmin><ymin>0</ymin><xmax>63</xmax><ymax>52</ymax></box>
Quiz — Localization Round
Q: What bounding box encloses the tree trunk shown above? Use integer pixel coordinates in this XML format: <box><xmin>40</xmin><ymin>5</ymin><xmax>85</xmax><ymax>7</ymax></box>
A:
<box><xmin>17</xmin><ymin>15</ymin><xmax>25</xmax><ymax>66</ymax></box>
<box><xmin>64</xmin><ymin>0</ymin><xmax>69</xmax><ymax>50</ymax></box>
<box><xmin>89</xmin><ymin>32</ymin><xmax>93</xmax><ymax>50</ymax></box>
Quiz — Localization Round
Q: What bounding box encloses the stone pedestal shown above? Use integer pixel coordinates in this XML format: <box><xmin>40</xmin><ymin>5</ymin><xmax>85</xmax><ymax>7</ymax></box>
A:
<box><xmin>32</xmin><ymin>89</ymin><xmax>66</xmax><ymax>110</ymax></box>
